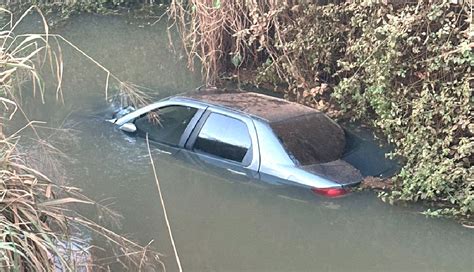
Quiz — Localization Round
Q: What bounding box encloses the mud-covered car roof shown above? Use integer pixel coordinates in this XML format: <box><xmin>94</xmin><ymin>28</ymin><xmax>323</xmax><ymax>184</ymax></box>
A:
<box><xmin>180</xmin><ymin>89</ymin><xmax>317</xmax><ymax>123</ymax></box>
<box><xmin>180</xmin><ymin>89</ymin><xmax>346</xmax><ymax>164</ymax></box>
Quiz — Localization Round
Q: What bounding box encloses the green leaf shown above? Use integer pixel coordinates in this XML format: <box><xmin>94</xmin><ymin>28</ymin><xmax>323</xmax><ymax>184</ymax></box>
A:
<box><xmin>231</xmin><ymin>52</ymin><xmax>242</xmax><ymax>68</ymax></box>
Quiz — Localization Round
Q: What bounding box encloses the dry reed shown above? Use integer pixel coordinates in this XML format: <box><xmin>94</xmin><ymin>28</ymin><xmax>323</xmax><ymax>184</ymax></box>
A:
<box><xmin>168</xmin><ymin>0</ymin><xmax>295</xmax><ymax>85</ymax></box>
<box><xmin>1</xmin><ymin>6</ymin><xmax>163</xmax><ymax>271</ymax></box>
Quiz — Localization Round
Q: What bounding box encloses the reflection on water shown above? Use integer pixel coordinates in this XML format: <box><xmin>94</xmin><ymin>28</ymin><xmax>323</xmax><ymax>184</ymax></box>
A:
<box><xmin>11</xmin><ymin>13</ymin><xmax>474</xmax><ymax>272</ymax></box>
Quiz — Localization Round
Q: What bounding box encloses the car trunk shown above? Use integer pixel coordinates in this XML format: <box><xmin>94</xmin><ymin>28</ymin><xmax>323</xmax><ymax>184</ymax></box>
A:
<box><xmin>272</xmin><ymin>114</ymin><xmax>398</xmax><ymax>186</ymax></box>
<box><xmin>301</xmin><ymin>160</ymin><xmax>363</xmax><ymax>187</ymax></box>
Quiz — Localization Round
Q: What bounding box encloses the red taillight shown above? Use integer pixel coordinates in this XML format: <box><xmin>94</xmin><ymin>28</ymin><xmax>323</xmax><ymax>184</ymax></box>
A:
<box><xmin>311</xmin><ymin>187</ymin><xmax>348</xmax><ymax>198</ymax></box>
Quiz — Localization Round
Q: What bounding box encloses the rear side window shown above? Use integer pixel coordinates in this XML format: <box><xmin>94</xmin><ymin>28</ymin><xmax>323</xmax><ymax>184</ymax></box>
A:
<box><xmin>193</xmin><ymin>113</ymin><xmax>251</xmax><ymax>163</ymax></box>
<box><xmin>135</xmin><ymin>105</ymin><xmax>197</xmax><ymax>146</ymax></box>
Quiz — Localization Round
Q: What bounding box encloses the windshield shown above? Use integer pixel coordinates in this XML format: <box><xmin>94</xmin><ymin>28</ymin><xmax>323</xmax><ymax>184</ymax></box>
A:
<box><xmin>270</xmin><ymin>113</ymin><xmax>345</xmax><ymax>165</ymax></box>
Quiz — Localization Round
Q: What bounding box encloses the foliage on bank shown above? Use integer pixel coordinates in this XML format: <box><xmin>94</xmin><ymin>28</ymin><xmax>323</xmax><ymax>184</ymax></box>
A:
<box><xmin>7</xmin><ymin>0</ymin><xmax>168</xmax><ymax>11</ymax></box>
<box><xmin>170</xmin><ymin>0</ymin><xmax>473</xmax><ymax>217</ymax></box>
<box><xmin>5</xmin><ymin>0</ymin><xmax>168</xmax><ymax>24</ymax></box>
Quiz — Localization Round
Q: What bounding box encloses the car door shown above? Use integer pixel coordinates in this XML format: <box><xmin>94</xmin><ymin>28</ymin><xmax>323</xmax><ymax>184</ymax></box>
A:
<box><xmin>133</xmin><ymin>104</ymin><xmax>204</xmax><ymax>155</ymax></box>
<box><xmin>179</xmin><ymin>108</ymin><xmax>260</xmax><ymax>182</ymax></box>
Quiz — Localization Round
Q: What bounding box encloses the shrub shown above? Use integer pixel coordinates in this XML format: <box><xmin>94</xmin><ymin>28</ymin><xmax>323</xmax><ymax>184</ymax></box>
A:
<box><xmin>260</xmin><ymin>1</ymin><xmax>473</xmax><ymax>217</ymax></box>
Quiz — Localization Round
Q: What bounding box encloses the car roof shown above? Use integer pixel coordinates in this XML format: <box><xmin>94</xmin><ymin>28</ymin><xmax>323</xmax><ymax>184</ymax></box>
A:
<box><xmin>175</xmin><ymin>88</ymin><xmax>320</xmax><ymax>123</ymax></box>
<box><xmin>174</xmin><ymin>88</ymin><xmax>346</xmax><ymax>165</ymax></box>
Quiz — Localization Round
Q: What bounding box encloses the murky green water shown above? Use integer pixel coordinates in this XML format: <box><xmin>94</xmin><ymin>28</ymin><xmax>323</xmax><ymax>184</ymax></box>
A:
<box><xmin>12</xmin><ymin>13</ymin><xmax>474</xmax><ymax>272</ymax></box>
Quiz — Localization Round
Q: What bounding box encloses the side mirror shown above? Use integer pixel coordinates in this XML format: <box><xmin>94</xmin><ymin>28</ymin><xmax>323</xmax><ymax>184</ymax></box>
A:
<box><xmin>119</xmin><ymin>123</ymin><xmax>137</xmax><ymax>133</ymax></box>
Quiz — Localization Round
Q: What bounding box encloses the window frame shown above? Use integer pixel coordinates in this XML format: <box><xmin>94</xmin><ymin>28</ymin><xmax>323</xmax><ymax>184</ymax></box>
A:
<box><xmin>185</xmin><ymin>107</ymin><xmax>259</xmax><ymax>169</ymax></box>
<box><xmin>133</xmin><ymin>105</ymin><xmax>202</xmax><ymax>147</ymax></box>
<box><xmin>116</xmin><ymin>99</ymin><xmax>207</xmax><ymax>148</ymax></box>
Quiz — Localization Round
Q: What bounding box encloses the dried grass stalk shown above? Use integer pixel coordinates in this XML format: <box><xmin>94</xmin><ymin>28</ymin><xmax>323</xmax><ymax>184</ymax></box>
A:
<box><xmin>168</xmin><ymin>0</ymin><xmax>293</xmax><ymax>85</ymax></box>
<box><xmin>1</xmin><ymin>6</ymin><xmax>163</xmax><ymax>271</ymax></box>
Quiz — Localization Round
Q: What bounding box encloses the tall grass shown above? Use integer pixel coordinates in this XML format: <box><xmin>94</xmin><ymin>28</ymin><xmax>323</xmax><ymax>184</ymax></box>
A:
<box><xmin>1</xmin><ymin>6</ymin><xmax>162</xmax><ymax>271</ymax></box>
<box><xmin>168</xmin><ymin>0</ymin><xmax>289</xmax><ymax>85</ymax></box>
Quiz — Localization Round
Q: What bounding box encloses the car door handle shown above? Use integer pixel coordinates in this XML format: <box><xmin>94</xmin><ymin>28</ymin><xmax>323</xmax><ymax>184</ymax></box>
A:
<box><xmin>227</xmin><ymin>169</ymin><xmax>246</xmax><ymax>176</ymax></box>
<box><xmin>155</xmin><ymin>148</ymin><xmax>172</xmax><ymax>155</ymax></box>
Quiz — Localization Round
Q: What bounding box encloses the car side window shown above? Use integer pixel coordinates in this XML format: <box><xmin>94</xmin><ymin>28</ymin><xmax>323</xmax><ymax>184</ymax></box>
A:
<box><xmin>135</xmin><ymin>105</ymin><xmax>197</xmax><ymax>146</ymax></box>
<box><xmin>193</xmin><ymin>113</ymin><xmax>252</xmax><ymax>163</ymax></box>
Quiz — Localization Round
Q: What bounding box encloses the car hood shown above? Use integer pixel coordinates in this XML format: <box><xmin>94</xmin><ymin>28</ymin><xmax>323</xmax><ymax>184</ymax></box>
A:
<box><xmin>300</xmin><ymin>160</ymin><xmax>363</xmax><ymax>186</ymax></box>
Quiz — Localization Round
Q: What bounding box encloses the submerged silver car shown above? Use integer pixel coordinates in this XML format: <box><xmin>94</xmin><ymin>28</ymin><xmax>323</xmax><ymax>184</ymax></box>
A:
<box><xmin>109</xmin><ymin>89</ymin><xmax>365</xmax><ymax>197</ymax></box>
